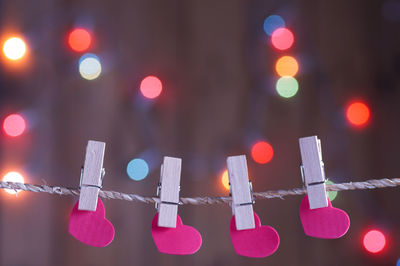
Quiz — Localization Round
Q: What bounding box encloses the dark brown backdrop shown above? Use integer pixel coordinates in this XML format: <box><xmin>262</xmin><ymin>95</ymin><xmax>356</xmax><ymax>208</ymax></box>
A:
<box><xmin>0</xmin><ymin>0</ymin><xmax>399</xmax><ymax>265</ymax></box>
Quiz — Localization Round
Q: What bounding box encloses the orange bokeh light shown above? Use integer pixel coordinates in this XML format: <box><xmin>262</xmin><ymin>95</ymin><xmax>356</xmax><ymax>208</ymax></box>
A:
<box><xmin>2</xmin><ymin>114</ymin><xmax>26</xmax><ymax>137</ymax></box>
<box><xmin>1</xmin><ymin>34</ymin><xmax>30</xmax><ymax>70</ymax></box>
<box><xmin>271</xmin><ymin>28</ymin><xmax>294</xmax><ymax>51</ymax></box>
<box><xmin>346</xmin><ymin>101</ymin><xmax>370</xmax><ymax>127</ymax></box>
<box><xmin>251</xmin><ymin>141</ymin><xmax>274</xmax><ymax>164</ymax></box>
<box><xmin>363</xmin><ymin>230</ymin><xmax>386</xmax><ymax>254</ymax></box>
<box><xmin>68</xmin><ymin>28</ymin><xmax>92</xmax><ymax>52</ymax></box>
<box><xmin>140</xmin><ymin>76</ymin><xmax>163</xmax><ymax>99</ymax></box>
<box><xmin>275</xmin><ymin>56</ymin><xmax>299</xmax><ymax>77</ymax></box>
<box><xmin>221</xmin><ymin>170</ymin><xmax>229</xmax><ymax>190</ymax></box>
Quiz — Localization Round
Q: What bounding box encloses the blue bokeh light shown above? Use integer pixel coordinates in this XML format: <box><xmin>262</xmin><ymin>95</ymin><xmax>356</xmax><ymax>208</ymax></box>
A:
<box><xmin>127</xmin><ymin>158</ymin><xmax>149</xmax><ymax>181</ymax></box>
<box><xmin>396</xmin><ymin>258</ymin><xmax>400</xmax><ymax>266</ymax></box>
<box><xmin>78</xmin><ymin>53</ymin><xmax>100</xmax><ymax>65</ymax></box>
<box><xmin>263</xmin><ymin>15</ymin><xmax>285</xmax><ymax>36</ymax></box>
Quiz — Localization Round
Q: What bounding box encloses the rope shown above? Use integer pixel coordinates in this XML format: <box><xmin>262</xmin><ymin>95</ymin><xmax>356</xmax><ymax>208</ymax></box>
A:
<box><xmin>0</xmin><ymin>178</ymin><xmax>399</xmax><ymax>205</ymax></box>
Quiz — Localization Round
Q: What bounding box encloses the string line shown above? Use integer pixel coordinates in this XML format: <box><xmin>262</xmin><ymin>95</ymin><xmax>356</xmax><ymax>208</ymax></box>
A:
<box><xmin>0</xmin><ymin>178</ymin><xmax>398</xmax><ymax>205</ymax></box>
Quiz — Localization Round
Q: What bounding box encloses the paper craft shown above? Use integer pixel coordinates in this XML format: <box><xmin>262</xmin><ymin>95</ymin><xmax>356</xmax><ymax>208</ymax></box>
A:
<box><xmin>300</xmin><ymin>195</ymin><xmax>350</xmax><ymax>239</ymax></box>
<box><xmin>230</xmin><ymin>212</ymin><xmax>280</xmax><ymax>258</ymax></box>
<box><xmin>68</xmin><ymin>199</ymin><xmax>115</xmax><ymax>247</ymax></box>
<box><xmin>151</xmin><ymin>213</ymin><xmax>202</xmax><ymax>255</ymax></box>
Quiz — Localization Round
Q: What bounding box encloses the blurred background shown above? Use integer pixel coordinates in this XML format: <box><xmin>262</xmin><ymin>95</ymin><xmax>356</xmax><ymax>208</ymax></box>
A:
<box><xmin>0</xmin><ymin>0</ymin><xmax>399</xmax><ymax>265</ymax></box>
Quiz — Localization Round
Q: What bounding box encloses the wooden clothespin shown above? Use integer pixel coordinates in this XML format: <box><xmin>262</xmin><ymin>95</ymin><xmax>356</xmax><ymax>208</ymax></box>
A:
<box><xmin>157</xmin><ymin>156</ymin><xmax>182</xmax><ymax>228</ymax></box>
<box><xmin>78</xmin><ymin>140</ymin><xmax>106</xmax><ymax>211</ymax></box>
<box><xmin>299</xmin><ymin>136</ymin><xmax>328</xmax><ymax>209</ymax></box>
<box><xmin>227</xmin><ymin>155</ymin><xmax>255</xmax><ymax>230</ymax></box>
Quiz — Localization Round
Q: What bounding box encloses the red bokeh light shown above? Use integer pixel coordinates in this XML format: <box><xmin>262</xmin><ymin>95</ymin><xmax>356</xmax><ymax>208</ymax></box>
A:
<box><xmin>68</xmin><ymin>28</ymin><xmax>92</xmax><ymax>52</ymax></box>
<box><xmin>363</xmin><ymin>229</ymin><xmax>386</xmax><ymax>254</ymax></box>
<box><xmin>346</xmin><ymin>101</ymin><xmax>370</xmax><ymax>127</ymax></box>
<box><xmin>251</xmin><ymin>141</ymin><xmax>274</xmax><ymax>164</ymax></box>
<box><xmin>271</xmin><ymin>28</ymin><xmax>294</xmax><ymax>51</ymax></box>
<box><xmin>140</xmin><ymin>76</ymin><xmax>163</xmax><ymax>99</ymax></box>
<box><xmin>2</xmin><ymin>114</ymin><xmax>26</xmax><ymax>137</ymax></box>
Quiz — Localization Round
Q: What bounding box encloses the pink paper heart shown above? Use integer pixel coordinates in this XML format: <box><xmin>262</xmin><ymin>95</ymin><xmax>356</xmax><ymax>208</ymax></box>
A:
<box><xmin>230</xmin><ymin>212</ymin><xmax>280</xmax><ymax>258</ymax></box>
<box><xmin>300</xmin><ymin>195</ymin><xmax>350</xmax><ymax>239</ymax></box>
<box><xmin>68</xmin><ymin>199</ymin><xmax>115</xmax><ymax>247</ymax></box>
<box><xmin>151</xmin><ymin>213</ymin><xmax>202</xmax><ymax>255</ymax></box>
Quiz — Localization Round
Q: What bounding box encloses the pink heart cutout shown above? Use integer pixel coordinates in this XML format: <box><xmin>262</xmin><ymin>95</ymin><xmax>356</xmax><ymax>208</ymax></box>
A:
<box><xmin>300</xmin><ymin>195</ymin><xmax>350</xmax><ymax>239</ymax></box>
<box><xmin>151</xmin><ymin>213</ymin><xmax>202</xmax><ymax>255</ymax></box>
<box><xmin>230</xmin><ymin>212</ymin><xmax>280</xmax><ymax>258</ymax></box>
<box><xmin>68</xmin><ymin>199</ymin><xmax>115</xmax><ymax>247</ymax></box>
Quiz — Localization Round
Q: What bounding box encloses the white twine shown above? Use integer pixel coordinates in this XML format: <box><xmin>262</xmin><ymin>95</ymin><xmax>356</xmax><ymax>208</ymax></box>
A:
<box><xmin>0</xmin><ymin>178</ymin><xmax>398</xmax><ymax>205</ymax></box>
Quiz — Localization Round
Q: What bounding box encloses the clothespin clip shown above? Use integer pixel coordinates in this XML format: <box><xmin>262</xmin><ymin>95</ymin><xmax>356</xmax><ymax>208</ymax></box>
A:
<box><xmin>227</xmin><ymin>156</ymin><xmax>280</xmax><ymax>257</ymax></box>
<box><xmin>69</xmin><ymin>140</ymin><xmax>114</xmax><ymax>247</ymax></box>
<box><xmin>298</xmin><ymin>136</ymin><xmax>350</xmax><ymax>239</ymax></box>
<box><xmin>227</xmin><ymin>155</ymin><xmax>255</xmax><ymax>230</ymax></box>
<box><xmin>151</xmin><ymin>156</ymin><xmax>202</xmax><ymax>255</ymax></box>
<box><xmin>156</xmin><ymin>156</ymin><xmax>182</xmax><ymax>228</ymax></box>
<box><xmin>78</xmin><ymin>140</ymin><xmax>106</xmax><ymax>211</ymax></box>
<box><xmin>299</xmin><ymin>136</ymin><xmax>328</xmax><ymax>209</ymax></box>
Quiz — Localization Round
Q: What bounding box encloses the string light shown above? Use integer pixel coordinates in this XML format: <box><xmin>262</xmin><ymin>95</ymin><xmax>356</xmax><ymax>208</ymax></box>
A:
<box><xmin>2</xmin><ymin>171</ymin><xmax>24</xmax><ymax>195</ymax></box>
<box><xmin>363</xmin><ymin>229</ymin><xmax>386</xmax><ymax>254</ymax></box>
<box><xmin>263</xmin><ymin>15</ymin><xmax>285</xmax><ymax>36</ymax></box>
<box><xmin>2</xmin><ymin>113</ymin><xmax>26</xmax><ymax>137</ymax></box>
<box><xmin>79</xmin><ymin>53</ymin><xmax>102</xmax><ymax>80</ymax></box>
<box><xmin>221</xmin><ymin>170</ymin><xmax>229</xmax><ymax>190</ymax></box>
<box><xmin>271</xmin><ymin>28</ymin><xmax>294</xmax><ymax>51</ymax></box>
<box><xmin>140</xmin><ymin>76</ymin><xmax>163</xmax><ymax>99</ymax></box>
<box><xmin>126</xmin><ymin>158</ymin><xmax>149</xmax><ymax>181</ymax></box>
<box><xmin>275</xmin><ymin>56</ymin><xmax>299</xmax><ymax>77</ymax></box>
<box><xmin>251</xmin><ymin>141</ymin><xmax>274</xmax><ymax>164</ymax></box>
<box><xmin>68</xmin><ymin>28</ymin><xmax>92</xmax><ymax>52</ymax></box>
<box><xmin>276</xmin><ymin>76</ymin><xmax>299</xmax><ymax>98</ymax></box>
<box><xmin>346</xmin><ymin>101</ymin><xmax>370</xmax><ymax>127</ymax></box>
<box><xmin>2</xmin><ymin>37</ymin><xmax>26</xmax><ymax>61</ymax></box>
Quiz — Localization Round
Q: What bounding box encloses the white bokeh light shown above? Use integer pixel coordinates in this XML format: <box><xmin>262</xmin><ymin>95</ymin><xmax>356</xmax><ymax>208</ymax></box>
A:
<box><xmin>79</xmin><ymin>54</ymin><xmax>102</xmax><ymax>80</ymax></box>
<box><xmin>3</xmin><ymin>171</ymin><xmax>24</xmax><ymax>194</ymax></box>
<box><xmin>3</xmin><ymin>37</ymin><xmax>26</xmax><ymax>60</ymax></box>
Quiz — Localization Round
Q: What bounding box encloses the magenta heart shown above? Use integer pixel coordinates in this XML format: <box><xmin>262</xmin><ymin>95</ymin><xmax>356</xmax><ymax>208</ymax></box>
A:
<box><xmin>68</xmin><ymin>199</ymin><xmax>115</xmax><ymax>247</ymax></box>
<box><xmin>300</xmin><ymin>195</ymin><xmax>350</xmax><ymax>239</ymax></box>
<box><xmin>151</xmin><ymin>213</ymin><xmax>202</xmax><ymax>255</ymax></box>
<box><xmin>230</xmin><ymin>212</ymin><xmax>280</xmax><ymax>258</ymax></box>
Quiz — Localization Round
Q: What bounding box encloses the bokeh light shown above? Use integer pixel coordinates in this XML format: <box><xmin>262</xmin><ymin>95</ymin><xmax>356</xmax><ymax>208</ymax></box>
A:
<box><xmin>276</xmin><ymin>76</ymin><xmax>299</xmax><ymax>98</ymax></box>
<box><xmin>251</xmin><ymin>141</ymin><xmax>274</xmax><ymax>164</ymax></box>
<box><xmin>363</xmin><ymin>229</ymin><xmax>386</xmax><ymax>254</ymax></box>
<box><xmin>326</xmin><ymin>180</ymin><xmax>338</xmax><ymax>201</ymax></box>
<box><xmin>2</xmin><ymin>171</ymin><xmax>24</xmax><ymax>195</ymax></box>
<box><xmin>140</xmin><ymin>76</ymin><xmax>163</xmax><ymax>99</ymax></box>
<box><xmin>346</xmin><ymin>101</ymin><xmax>370</xmax><ymax>127</ymax></box>
<box><xmin>397</xmin><ymin>258</ymin><xmax>400</xmax><ymax>266</ymax></box>
<box><xmin>271</xmin><ymin>28</ymin><xmax>294</xmax><ymax>51</ymax></box>
<box><xmin>221</xmin><ymin>170</ymin><xmax>229</xmax><ymax>190</ymax></box>
<box><xmin>263</xmin><ymin>15</ymin><xmax>285</xmax><ymax>36</ymax></box>
<box><xmin>68</xmin><ymin>28</ymin><xmax>92</xmax><ymax>52</ymax></box>
<box><xmin>275</xmin><ymin>56</ymin><xmax>299</xmax><ymax>77</ymax></box>
<box><xmin>3</xmin><ymin>37</ymin><xmax>26</xmax><ymax>61</ymax></box>
<box><xmin>126</xmin><ymin>158</ymin><xmax>149</xmax><ymax>181</ymax></box>
<box><xmin>2</xmin><ymin>114</ymin><xmax>26</xmax><ymax>137</ymax></box>
<box><xmin>79</xmin><ymin>53</ymin><xmax>102</xmax><ymax>80</ymax></box>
